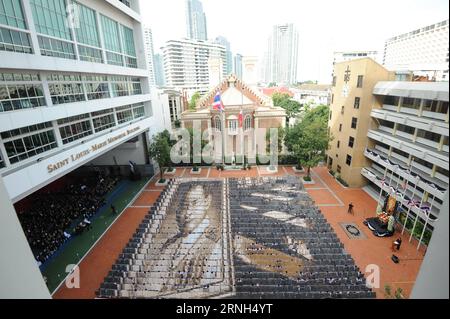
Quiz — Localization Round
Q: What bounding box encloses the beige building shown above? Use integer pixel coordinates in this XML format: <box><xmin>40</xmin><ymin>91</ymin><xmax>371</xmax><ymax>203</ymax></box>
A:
<box><xmin>327</xmin><ymin>58</ymin><xmax>395</xmax><ymax>187</ymax></box>
<box><xmin>181</xmin><ymin>74</ymin><xmax>286</xmax><ymax>163</ymax></box>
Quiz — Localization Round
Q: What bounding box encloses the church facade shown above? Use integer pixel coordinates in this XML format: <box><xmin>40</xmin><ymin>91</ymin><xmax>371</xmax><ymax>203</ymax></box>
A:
<box><xmin>180</xmin><ymin>75</ymin><xmax>286</xmax><ymax>163</ymax></box>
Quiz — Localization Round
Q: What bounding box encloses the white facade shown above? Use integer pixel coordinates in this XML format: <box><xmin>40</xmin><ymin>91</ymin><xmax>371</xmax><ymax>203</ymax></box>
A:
<box><xmin>185</xmin><ymin>0</ymin><xmax>207</xmax><ymax>41</ymax></box>
<box><xmin>162</xmin><ymin>38</ymin><xmax>226</xmax><ymax>96</ymax></box>
<box><xmin>333</xmin><ymin>51</ymin><xmax>380</xmax><ymax>65</ymax></box>
<box><xmin>292</xmin><ymin>84</ymin><xmax>331</xmax><ymax>107</ymax></box>
<box><xmin>362</xmin><ymin>81</ymin><xmax>449</xmax><ymax>247</ymax></box>
<box><xmin>143</xmin><ymin>27</ymin><xmax>156</xmax><ymax>86</ymax></box>
<box><xmin>242</xmin><ymin>56</ymin><xmax>259</xmax><ymax>87</ymax></box>
<box><xmin>0</xmin><ymin>0</ymin><xmax>166</xmax><ymax>202</ymax></box>
<box><xmin>265</xmin><ymin>23</ymin><xmax>299</xmax><ymax>85</ymax></box>
<box><xmin>383</xmin><ymin>20</ymin><xmax>449</xmax><ymax>81</ymax></box>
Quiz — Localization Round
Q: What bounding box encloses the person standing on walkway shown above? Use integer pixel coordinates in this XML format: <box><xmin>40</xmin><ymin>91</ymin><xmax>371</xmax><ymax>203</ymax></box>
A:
<box><xmin>348</xmin><ymin>202</ymin><xmax>354</xmax><ymax>215</ymax></box>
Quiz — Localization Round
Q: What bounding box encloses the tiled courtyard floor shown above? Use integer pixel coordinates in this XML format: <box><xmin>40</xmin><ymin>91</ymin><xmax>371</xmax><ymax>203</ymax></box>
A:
<box><xmin>54</xmin><ymin>165</ymin><xmax>425</xmax><ymax>299</ymax></box>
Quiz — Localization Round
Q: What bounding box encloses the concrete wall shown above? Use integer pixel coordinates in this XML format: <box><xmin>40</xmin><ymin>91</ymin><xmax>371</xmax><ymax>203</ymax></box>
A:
<box><xmin>411</xmin><ymin>190</ymin><xmax>449</xmax><ymax>299</ymax></box>
<box><xmin>0</xmin><ymin>176</ymin><xmax>50</xmax><ymax>299</ymax></box>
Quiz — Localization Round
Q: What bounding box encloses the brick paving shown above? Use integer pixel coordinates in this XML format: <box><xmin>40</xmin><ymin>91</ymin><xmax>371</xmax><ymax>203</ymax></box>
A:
<box><xmin>53</xmin><ymin>165</ymin><xmax>425</xmax><ymax>299</ymax></box>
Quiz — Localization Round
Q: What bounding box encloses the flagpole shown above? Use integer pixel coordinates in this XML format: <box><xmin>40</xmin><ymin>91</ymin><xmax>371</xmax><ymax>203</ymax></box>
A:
<box><xmin>417</xmin><ymin>194</ymin><xmax>435</xmax><ymax>250</ymax></box>
<box><xmin>240</xmin><ymin>82</ymin><xmax>244</xmax><ymax>167</ymax></box>
<box><xmin>401</xmin><ymin>156</ymin><xmax>417</xmax><ymax>234</ymax></box>
<box><xmin>402</xmin><ymin>177</ymin><xmax>419</xmax><ymax>234</ymax></box>
<box><xmin>409</xmin><ymin>191</ymin><xmax>426</xmax><ymax>243</ymax></box>
<box><xmin>377</xmin><ymin>165</ymin><xmax>388</xmax><ymax>207</ymax></box>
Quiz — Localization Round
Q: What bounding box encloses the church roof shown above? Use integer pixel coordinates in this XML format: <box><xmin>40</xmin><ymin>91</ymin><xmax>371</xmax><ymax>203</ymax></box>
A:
<box><xmin>196</xmin><ymin>74</ymin><xmax>272</xmax><ymax>109</ymax></box>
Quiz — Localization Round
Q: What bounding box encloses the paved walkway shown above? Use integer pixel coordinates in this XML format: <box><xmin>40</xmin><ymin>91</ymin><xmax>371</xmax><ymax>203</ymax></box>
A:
<box><xmin>53</xmin><ymin>165</ymin><xmax>425</xmax><ymax>299</ymax></box>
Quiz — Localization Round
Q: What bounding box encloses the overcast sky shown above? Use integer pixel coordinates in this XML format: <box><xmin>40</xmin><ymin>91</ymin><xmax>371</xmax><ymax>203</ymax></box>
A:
<box><xmin>140</xmin><ymin>0</ymin><xmax>449</xmax><ymax>84</ymax></box>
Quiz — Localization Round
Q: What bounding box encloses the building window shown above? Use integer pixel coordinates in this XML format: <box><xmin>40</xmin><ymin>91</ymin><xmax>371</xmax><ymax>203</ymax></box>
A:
<box><xmin>100</xmin><ymin>15</ymin><xmax>123</xmax><ymax>66</ymax></box>
<box><xmin>0</xmin><ymin>73</ymin><xmax>46</xmax><ymax>112</ymax></box>
<box><xmin>341</xmin><ymin>106</ymin><xmax>344</xmax><ymax>114</ymax></box>
<box><xmin>92</xmin><ymin>109</ymin><xmax>116</xmax><ymax>133</ymax></box>
<box><xmin>402</xmin><ymin>97</ymin><xmax>420</xmax><ymax>109</ymax></box>
<box><xmin>30</xmin><ymin>0</ymin><xmax>72</xmax><ymax>40</ymax></box>
<box><xmin>396</xmin><ymin>123</ymin><xmax>415</xmax><ymax>135</ymax></box>
<box><xmin>57</xmin><ymin>114</ymin><xmax>92</xmax><ymax>145</ymax></box>
<box><xmin>351</xmin><ymin>117</ymin><xmax>357</xmax><ymax>129</ymax></box>
<box><xmin>72</xmin><ymin>2</ymin><xmax>100</xmax><ymax>47</ymax></box>
<box><xmin>0</xmin><ymin>0</ymin><xmax>26</xmax><ymax>29</ymax></box>
<box><xmin>228</xmin><ymin>119</ymin><xmax>238</xmax><ymax>134</ymax></box>
<box><xmin>331</xmin><ymin>93</ymin><xmax>334</xmax><ymax>104</ymax></box>
<box><xmin>48</xmin><ymin>74</ymin><xmax>85</xmax><ymax>105</ymax></box>
<box><xmin>337</xmin><ymin>140</ymin><xmax>340</xmax><ymax>148</ymax></box>
<box><xmin>384</xmin><ymin>95</ymin><xmax>400</xmax><ymax>106</ymax></box>
<box><xmin>38</xmin><ymin>35</ymin><xmax>76</xmax><ymax>60</ymax></box>
<box><xmin>354</xmin><ymin>97</ymin><xmax>360</xmax><ymax>109</ymax></box>
<box><xmin>116</xmin><ymin>105</ymin><xmax>133</xmax><ymax>124</ymax></box>
<box><xmin>2</xmin><ymin>122</ymin><xmax>57</xmax><ymax>164</ymax></box>
<box><xmin>0</xmin><ymin>152</ymin><xmax>4</xmax><ymax>168</ymax></box>
<box><xmin>214</xmin><ymin>116</ymin><xmax>221</xmax><ymax>131</ymax></box>
<box><xmin>346</xmin><ymin>154</ymin><xmax>352</xmax><ymax>166</ymax></box>
<box><xmin>348</xmin><ymin>136</ymin><xmax>354</xmax><ymax>148</ymax></box>
<box><xmin>0</xmin><ymin>26</ymin><xmax>32</xmax><ymax>54</ymax></box>
<box><xmin>110</xmin><ymin>76</ymin><xmax>141</xmax><ymax>97</ymax></box>
<box><xmin>121</xmin><ymin>25</ymin><xmax>137</xmax><ymax>68</ymax></box>
<box><xmin>244</xmin><ymin>115</ymin><xmax>252</xmax><ymax>131</ymax></box>
<box><xmin>329</xmin><ymin>111</ymin><xmax>332</xmax><ymax>120</ymax></box>
<box><xmin>417</xmin><ymin>129</ymin><xmax>441</xmax><ymax>143</ymax></box>
<box><xmin>337</xmin><ymin>165</ymin><xmax>341</xmax><ymax>173</ymax></box>
<box><xmin>332</xmin><ymin>76</ymin><xmax>336</xmax><ymax>87</ymax></box>
<box><xmin>83</xmin><ymin>75</ymin><xmax>110</xmax><ymax>100</ymax></box>
<box><xmin>357</xmin><ymin>75</ymin><xmax>363</xmax><ymax>88</ymax></box>
<box><xmin>339</xmin><ymin>123</ymin><xmax>342</xmax><ymax>132</ymax></box>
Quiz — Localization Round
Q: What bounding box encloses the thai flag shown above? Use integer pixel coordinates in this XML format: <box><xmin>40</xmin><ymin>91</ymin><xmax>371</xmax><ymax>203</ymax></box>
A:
<box><xmin>239</xmin><ymin>110</ymin><xmax>243</xmax><ymax>127</ymax></box>
<box><xmin>212</xmin><ymin>92</ymin><xmax>224</xmax><ymax>112</ymax></box>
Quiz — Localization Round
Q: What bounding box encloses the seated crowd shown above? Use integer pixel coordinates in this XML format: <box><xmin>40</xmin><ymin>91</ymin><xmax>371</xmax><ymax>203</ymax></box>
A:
<box><xmin>17</xmin><ymin>171</ymin><xmax>120</xmax><ymax>264</ymax></box>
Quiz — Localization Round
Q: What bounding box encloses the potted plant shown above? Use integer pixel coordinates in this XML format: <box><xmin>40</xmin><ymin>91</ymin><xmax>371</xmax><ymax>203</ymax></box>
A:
<box><xmin>191</xmin><ymin>165</ymin><xmax>201</xmax><ymax>174</ymax></box>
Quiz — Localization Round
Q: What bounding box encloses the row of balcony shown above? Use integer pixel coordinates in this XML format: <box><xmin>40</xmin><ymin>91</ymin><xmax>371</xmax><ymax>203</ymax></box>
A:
<box><xmin>364</xmin><ymin>148</ymin><xmax>447</xmax><ymax>200</ymax></box>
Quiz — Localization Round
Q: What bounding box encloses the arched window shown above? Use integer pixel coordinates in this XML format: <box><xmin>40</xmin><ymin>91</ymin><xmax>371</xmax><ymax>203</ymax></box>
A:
<box><xmin>244</xmin><ymin>115</ymin><xmax>252</xmax><ymax>131</ymax></box>
<box><xmin>214</xmin><ymin>116</ymin><xmax>221</xmax><ymax>131</ymax></box>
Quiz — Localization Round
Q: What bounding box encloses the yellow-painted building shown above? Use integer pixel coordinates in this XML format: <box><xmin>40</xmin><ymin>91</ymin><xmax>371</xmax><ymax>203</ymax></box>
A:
<box><xmin>326</xmin><ymin>58</ymin><xmax>395</xmax><ymax>187</ymax></box>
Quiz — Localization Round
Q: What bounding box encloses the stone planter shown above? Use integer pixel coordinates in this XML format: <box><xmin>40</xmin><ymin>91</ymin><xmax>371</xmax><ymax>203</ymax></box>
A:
<box><xmin>190</xmin><ymin>167</ymin><xmax>201</xmax><ymax>175</ymax></box>
<box><xmin>266</xmin><ymin>165</ymin><xmax>278</xmax><ymax>173</ymax></box>
<box><xmin>164</xmin><ymin>168</ymin><xmax>176</xmax><ymax>175</ymax></box>
<box><xmin>155</xmin><ymin>179</ymin><xmax>169</xmax><ymax>186</ymax></box>
<box><xmin>302</xmin><ymin>177</ymin><xmax>315</xmax><ymax>184</ymax></box>
<box><xmin>293</xmin><ymin>166</ymin><xmax>305</xmax><ymax>173</ymax></box>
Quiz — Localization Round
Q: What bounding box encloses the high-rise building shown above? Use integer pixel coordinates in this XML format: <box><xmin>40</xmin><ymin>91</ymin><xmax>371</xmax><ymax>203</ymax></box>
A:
<box><xmin>214</xmin><ymin>36</ymin><xmax>232</xmax><ymax>76</ymax></box>
<box><xmin>162</xmin><ymin>38</ymin><xmax>226</xmax><ymax>96</ymax></box>
<box><xmin>383</xmin><ymin>19</ymin><xmax>449</xmax><ymax>81</ymax></box>
<box><xmin>234</xmin><ymin>53</ymin><xmax>243</xmax><ymax>79</ymax></box>
<box><xmin>362</xmin><ymin>81</ymin><xmax>448</xmax><ymax>247</ymax></box>
<box><xmin>328</xmin><ymin>58</ymin><xmax>449</xmax><ymax>248</ymax></box>
<box><xmin>265</xmin><ymin>23</ymin><xmax>299</xmax><ymax>85</ymax></box>
<box><xmin>333</xmin><ymin>51</ymin><xmax>380</xmax><ymax>65</ymax></box>
<box><xmin>185</xmin><ymin>0</ymin><xmax>208</xmax><ymax>41</ymax></box>
<box><xmin>0</xmin><ymin>0</ymin><xmax>168</xmax><ymax>203</ymax></box>
<box><xmin>327</xmin><ymin>58</ymin><xmax>395</xmax><ymax>187</ymax></box>
<box><xmin>153</xmin><ymin>53</ymin><xmax>165</xmax><ymax>87</ymax></box>
<box><xmin>143</xmin><ymin>27</ymin><xmax>156</xmax><ymax>86</ymax></box>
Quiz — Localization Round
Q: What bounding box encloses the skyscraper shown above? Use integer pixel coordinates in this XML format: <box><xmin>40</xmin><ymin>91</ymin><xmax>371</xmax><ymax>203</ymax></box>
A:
<box><xmin>265</xmin><ymin>24</ymin><xmax>299</xmax><ymax>85</ymax></box>
<box><xmin>214</xmin><ymin>36</ymin><xmax>232</xmax><ymax>76</ymax></box>
<box><xmin>153</xmin><ymin>53</ymin><xmax>165</xmax><ymax>87</ymax></box>
<box><xmin>234</xmin><ymin>54</ymin><xmax>243</xmax><ymax>79</ymax></box>
<box><xmin>383</xmin><ymin>19</ymin><xmax>449</xmax><ymax>82</ymax></box>
<box><xmin>185</xmin><ymin>0</ymin><xmax>208</xmax><ymax>41</ymax></box>
<box><xmin>143</xmin><ymin>27</ymin><xmax>156</xmax><ymax>86</ymax></box>
<box><xmin>162</xmin><ymin>39</ymin><xmax>226</xmax><ymax>96</ymax></box>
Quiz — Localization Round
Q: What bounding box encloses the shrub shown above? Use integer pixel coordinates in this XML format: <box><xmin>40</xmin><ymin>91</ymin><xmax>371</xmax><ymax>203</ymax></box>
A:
<box><xmin>158</xmin><ymin>178</ymin><xmax>166</xmax><ymax>183</ymax></box>
<box><xmin>303</xmin><ymin>175</ymin><xmax>312</xmax><ymax>182</ymax></box>
<box><xmin>336</xmin><ymin>175</ymin><xmax>349</xmax><ymax>187</ymax></box>
<box><xmin>329</xmin><ymin>169</ymin><xmax>335</xmax><ymax>176</ymax></box>
<box><xmin>193</xmin><ymin>165</ymin><xmax>199</xmax><ymax>172</ymax></box>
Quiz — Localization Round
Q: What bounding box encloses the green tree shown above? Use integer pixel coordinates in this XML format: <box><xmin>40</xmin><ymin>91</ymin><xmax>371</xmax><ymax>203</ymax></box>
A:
<box><xmin>285</xmin><ymin>107</ymin><xmax>331</xmax><ymax>178</ymax></box>
<box><xmin>149</xmin><ymin>131</ymin><xmax>172</xmax><ymax>181</ymax></box>
<box><xmin>189</xmin><ymin>92</ymin><xmax>201</xmax><ymax>110</ymax></box>
<box><xmin>272</xmin><ymin>92</ymin><xmax>302</xmax><ymax>126</ymax></box>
